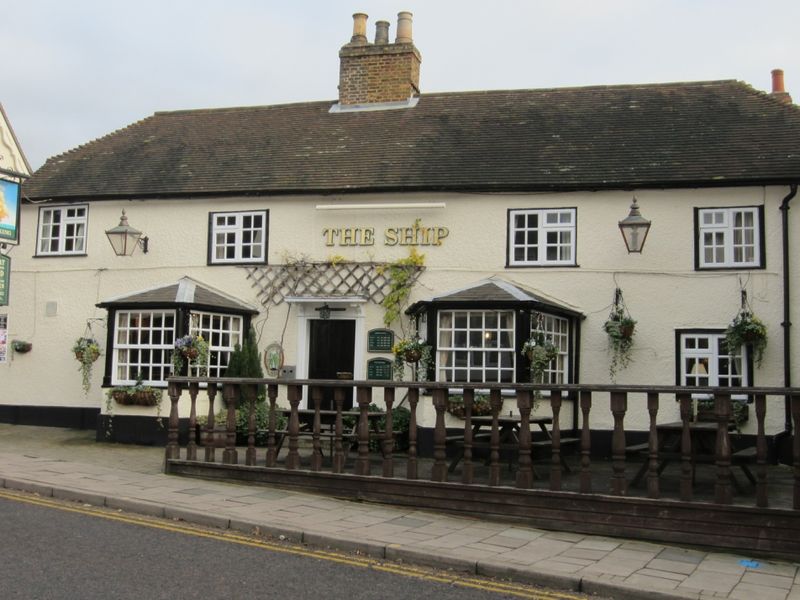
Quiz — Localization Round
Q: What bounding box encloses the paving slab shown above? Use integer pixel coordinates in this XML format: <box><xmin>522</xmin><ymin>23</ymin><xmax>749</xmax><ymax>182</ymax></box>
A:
<box><xmin>1</xmin><ymin>423</ymin><xmax>799</xmax><ymax>600</ymax></box>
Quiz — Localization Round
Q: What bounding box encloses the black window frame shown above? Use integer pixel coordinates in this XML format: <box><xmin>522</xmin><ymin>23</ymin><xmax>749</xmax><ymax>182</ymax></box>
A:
<box><xmin>693</xmin><ymin>205</ymin><xmax>766</xmax><ymax>271</ymax></box>
<box><xmin>207</xmin><ymin>209</ymin><xmax>269</xmax><ymax>266</ymax></box>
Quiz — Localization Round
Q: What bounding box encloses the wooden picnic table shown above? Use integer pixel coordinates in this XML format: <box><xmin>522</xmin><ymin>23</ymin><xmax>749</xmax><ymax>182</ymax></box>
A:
<box><xmin>447</xmin><ymin>414</ymin><xmax>578</xmax><ymax>475</ymax></box>
<box><xmin>628</xmin><ymin>420</ymin><xmax>756</xmax><ymax>490</ymax></box>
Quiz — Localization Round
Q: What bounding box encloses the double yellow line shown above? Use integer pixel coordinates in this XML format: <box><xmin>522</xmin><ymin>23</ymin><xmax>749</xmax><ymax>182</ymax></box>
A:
<box><xmin>0</xmin><ymin>488</ymin><xmax>585</xmax><ymax>600</ymax></box>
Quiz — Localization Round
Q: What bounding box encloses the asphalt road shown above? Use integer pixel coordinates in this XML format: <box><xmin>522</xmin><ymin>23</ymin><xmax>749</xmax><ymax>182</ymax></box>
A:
<box><xmin>0</xmin><ymin>491</ymin><xmax>587</xmax><ymax>600</ymax></box>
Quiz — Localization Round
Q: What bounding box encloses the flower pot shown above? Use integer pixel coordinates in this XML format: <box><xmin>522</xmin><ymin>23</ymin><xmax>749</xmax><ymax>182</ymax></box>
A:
<box><xmin>132</xmin><ymin>390</ymin><xmax>160</xmax><ymax>406</ymax></box>
<box><xmin>75</xmin><ymin>348</ymin><xmax>100</xmax><ymax>363</ymax></box>
<box><xmin>403</xmin><ymin>349</ymin><xmax>422</xmax><ymax>363</ymax></box>
<box><xmin>742</xmin><ymin>331</ymin><xmax>763</xmax><ymax>344</ymax></box>
<box><xmin>620</xmin><ymin>323</ymin><xmax>635</xmax><ymax>338</ymax></box>
<box><xmin>112</xmin><ymin>389</ymin><xmax>130</xmax><ymax>404</ymax></box>
<box><xmin>182</xmin><ymin>347</ymin><xmax>199</xmax><ymax>360</ymax></box>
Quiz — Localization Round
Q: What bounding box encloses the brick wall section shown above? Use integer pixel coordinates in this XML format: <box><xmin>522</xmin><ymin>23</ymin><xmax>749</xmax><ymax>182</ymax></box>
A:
<box><xmin>338</xmin><ymin>43</ymin><xmax>421</xmax><ymax>105</ymax></box>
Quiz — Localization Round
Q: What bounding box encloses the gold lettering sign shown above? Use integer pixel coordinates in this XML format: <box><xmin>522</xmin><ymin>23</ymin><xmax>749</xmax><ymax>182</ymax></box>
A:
<box><xmin>323</xmin><ymin>221</ymin><xmax>449</xmax><ymax>247</ymax></box>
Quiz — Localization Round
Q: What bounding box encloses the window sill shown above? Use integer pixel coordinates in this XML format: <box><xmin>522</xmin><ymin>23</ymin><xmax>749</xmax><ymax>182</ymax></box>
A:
<box><xmin>33</xmin><ymin>253</ymin><xmax>88</xmax><ymax>258</ymax></box>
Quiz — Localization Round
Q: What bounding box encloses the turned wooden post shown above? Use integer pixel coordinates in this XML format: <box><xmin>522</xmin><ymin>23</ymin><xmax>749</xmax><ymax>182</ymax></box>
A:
<box><xmin>549</xmin><ymin>391</ymin><xmax>563</xmax><ymax>491</ymax></box>
<box><xmin>285</xmin><ymin>384</ymin><xmax>302</xmax><ymax>470</ymax></box>
<box><xmin>204</xmin><ymin>383</ymin><xmax>217</xmax><ymax>463</ymax></box>
<box><xmin>222</xmin><ymin>383</ymin><xmax>238</xmax><ymax>465</ymax></box>
<box><xmin>678</xmin><ymin>392</ymin><xmax>693</xmax><ymax>501</ymax></box>
<box><xmin>755</xmin><ymin>393</ymin><xmax>768</xmax><ymax>508</ymax></box>
<box><xmin>332</xmin><ymin>387</ymin><xmax>345</xmax><ymax>474</ymax></box>
<box><xmin>610</xmin><ymin>391</ymin><xmax>627</xmax><ymax>496</ymax></box>
<box><xmin>186</xmin><ymin>381</ymin><xmax>199</xmax><ymax>461</ymax></box>
<box><xmin>431</xmin><ymin>388</ymin><xmax>448</xmax><ymax>482</ymax></box>
<box><xmin>488</xmin><ymin>389</ymin><xmax>503</xmax><ymax>487</ymax></box>
<box><xmin>646</xmin><ymin>392</ymin><xmax>660</xmax><ymax>499</ymax></box>
<box><xmin>406</xmin><ymin>388</ymin><xmax>419</xmax><ymax>480</ymax></box>
<box><xmin>579</xmin><ymin>390</ymin><xmax>592</xmax><ymax>493</ymax></box>
<box><xmin>382</xmin><ymin>387</ymin><xmax>395</xmax><ymax>478</ymax></box>
<box><xmin>244</xmin><ymin>384</ymin><xmax>257</xmax><ymax>466</ymax></box>
<box><xmin>714</xmin><ymin>391</ymin><xmax>733</xmax><ymax>505</ymax></box>
<box><xmin>515</xmin><ymin>390</ymin><xmax>533</xmax><ymax>489</ymax></box>
<box><xmin>461</xmin><ymin>389</ymin><xmax>474</xmax><ymax>485</ymax></box>
<box><xmin>355</xmin><ymin>386</ymin><xmax>372</xmax><ymax>476</ymax></box>
<box><xmin>265</xmin><ymin>384</ymin><xmax>278</xmax><ymax>467</ymax></box>
<box><xmin>165</xmin><ymin>381</ymin><xmax>181</xmax><ymax>461</ymax></box>
<box><xmin>310</xmin><ymin>386</ymin><xmax>323</xmax><ymax>472</ymax></box>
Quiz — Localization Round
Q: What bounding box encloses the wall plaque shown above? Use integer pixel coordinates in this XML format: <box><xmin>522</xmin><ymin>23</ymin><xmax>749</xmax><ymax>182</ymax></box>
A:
<box><xmin>367</xmin><ymin>358</ymin><xmax>393</xmax><ymax>381</ymax></box>
<box><xmin>263</xmin><ymin>342</ymin><xmax>284</xmax><ymax>378</ymax></box>
<box><xmin>367</xmin><ymin>328</ymin><xmax>394</xmax><ymax>353</ymax></box>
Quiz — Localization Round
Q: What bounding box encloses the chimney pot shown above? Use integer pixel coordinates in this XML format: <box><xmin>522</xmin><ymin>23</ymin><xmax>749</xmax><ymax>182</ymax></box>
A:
<box><xmin>375</xmin><ymin>20</ymin><xmax>390</xmax><ymax>44</ymax></box>
<box><xmin>396</xmin><ymin>11</ymin><xmax>413</xmax><ymax>43</ymax></box>
<box><xmin>351</xmin><ymin>13</ymin><xmax>368</xmax><ymax>44</ymax></box>
<box><xmin>772</xmin><ymin>68</ymin><xmax>785</xmax><ymax>93</ymax></box>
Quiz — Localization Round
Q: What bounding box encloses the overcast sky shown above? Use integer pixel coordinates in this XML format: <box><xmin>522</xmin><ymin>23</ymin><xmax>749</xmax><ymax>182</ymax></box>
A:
<box><xmin>4</xmin><ymin>0</ymin><xmax>800</xmax><ymax>170</ymax></box>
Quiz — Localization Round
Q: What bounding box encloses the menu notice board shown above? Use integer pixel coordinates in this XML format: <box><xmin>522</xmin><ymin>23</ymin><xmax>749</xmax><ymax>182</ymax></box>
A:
<box><xmin>367</xmin><ymin>358</ymin><xmax>393</xmax><ymax>381</ymax></box>
<box><xmin>367</xmin><ymin>328</ymin><xmax>394</xmax><ymax>353</ymax></box>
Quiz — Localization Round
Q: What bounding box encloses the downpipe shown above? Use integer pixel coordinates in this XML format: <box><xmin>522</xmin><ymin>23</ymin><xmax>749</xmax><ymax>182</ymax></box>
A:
<box><xmin>776</xmin><ymin>184</ymin><xmax>797</xmax><ymax>463</ymax></box>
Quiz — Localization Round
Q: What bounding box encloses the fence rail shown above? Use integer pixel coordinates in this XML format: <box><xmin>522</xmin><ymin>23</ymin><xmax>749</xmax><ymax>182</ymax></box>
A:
<box><xmin>164</xmin><ymin>378</ymin><xmax>799</xmax><ymax>506</ymax></box>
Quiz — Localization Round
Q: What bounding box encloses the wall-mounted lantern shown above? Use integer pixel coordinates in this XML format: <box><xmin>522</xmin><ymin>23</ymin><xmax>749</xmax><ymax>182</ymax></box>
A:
<box><xmin>618</xmin><ymin>198</ymin><xmax>651</xmax><ymax>253</ymax></box>
<box><xmin>105</xmin><ymin>210</ymin><xmax>149</xmax><ymax>256</ymax></box>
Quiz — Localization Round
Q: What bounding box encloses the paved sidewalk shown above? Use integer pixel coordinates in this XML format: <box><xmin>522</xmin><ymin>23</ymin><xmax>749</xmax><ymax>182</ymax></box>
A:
<box><xmin>0</xmin><ymin>424</ymin><xmax>798</xmax><ymax>600</ymax></box>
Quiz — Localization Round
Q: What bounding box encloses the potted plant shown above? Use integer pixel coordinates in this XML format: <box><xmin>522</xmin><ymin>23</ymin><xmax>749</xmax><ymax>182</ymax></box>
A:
<box><xmin>603</xmin><ymin>306</ymin><xmax>636</xmax><ymax>382</ymax></box>
<box><xmin>171</xmin><ymin>334</ymin><xmax>209</xmax><ymax>375</ymax></box>
<box><xmin>696</xmin><ymin>397</ymin><xmax>749</xmax><ymax>431</ymax></box>
<box><xmin>128</xmin><ymin>380</ymin><xmax>162</xmax><ymax>406</ymax></box>
<box><xmin>11</xmin><ymin>340</ymin><xmax>32</xmax><ymax>353</ymax></box>
<box><xmin>108</xmin><ymin>375</ymin><xmax>162</xmax><ymax>406</ymax></box>
<box><xmin>391</xmin><ymin>337</ymin><xmax>432</xmax><ymax>381</ymax></box>
<box><xmin>104</xmin><ymin>375</ymin><xmax>163</xmax><ymax>440</ymax></box>
<box><xmin>72</xmin><ymin>337</ymin><xmax>101</xmax><ymax>393</ymax></box>
<box><xmin>725</xmin><ymin>309</ymin><xmax>767</xmax><ymax>368</ymax></box>
<box><xmin>446</xmin><ymin>394</ymin><xmax>493</xmax><ymax>418</ymax></box>
<box><xmin>522</xmin><ymin>331</ymin><xmax>559</xmax><ymax>383</ymax></box>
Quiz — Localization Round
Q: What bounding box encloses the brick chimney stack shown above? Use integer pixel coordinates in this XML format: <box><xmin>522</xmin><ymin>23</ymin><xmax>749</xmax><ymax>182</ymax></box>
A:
<box><xmin>337</xmin><ymin>11</ymin><xmax>422</xmax><ymax>106</ymax></box>
<box><xmin>770</xmin><ymin>69</ymin><xmax>793</xmax><ymax>105</ymax></box>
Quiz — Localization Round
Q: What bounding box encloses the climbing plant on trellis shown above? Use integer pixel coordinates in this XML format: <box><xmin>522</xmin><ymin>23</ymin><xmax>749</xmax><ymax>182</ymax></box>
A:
<box><xmin>243</xmin><ymin>260</ymin><xmax>424</xmax><ymax>308</ymax></box>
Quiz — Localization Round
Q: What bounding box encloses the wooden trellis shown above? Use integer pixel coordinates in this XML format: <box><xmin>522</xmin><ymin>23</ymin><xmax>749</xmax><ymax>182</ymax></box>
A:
<box><xmin>243</xmin><ymin>261</ymin><xmax>424</xmax><ymax>308</ymax></box>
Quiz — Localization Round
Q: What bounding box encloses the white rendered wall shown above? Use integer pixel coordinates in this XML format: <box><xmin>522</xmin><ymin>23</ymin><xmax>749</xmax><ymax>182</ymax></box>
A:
<box><xmin>4</xmin><ymin>185</ymin><xmax>797</xmax><ymax>434</ymax></box>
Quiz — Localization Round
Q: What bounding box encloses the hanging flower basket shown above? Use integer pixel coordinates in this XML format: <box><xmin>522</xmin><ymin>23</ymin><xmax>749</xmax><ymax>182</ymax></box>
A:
<box><xmin>403</xmin><ymin>348</ymin><xmax>422</xmax><ymax>363</ymax></box>
<box><xmin>74</xmin><ymin>348</ymin><xmax>100</xmax><ymax>363</ymax></box>
<box><xmin>725</xmin><ymin>309</ymin><xmax>767</xmax><ymax>368</ymax></box>
<box><xmin>172</xmin><ymin>334</ymin><xmax>209</xmax><ymax>375</ymax></box>
<box><xmin>72</xmin><ymin>337</ymin><xmax>102</xmax><ymax>394</ymax></box>
<box><xmin>522</xmin><ymin>331</ymin><xmax>558</xmax><ymax>382</ymax></box>
<box><xmin>12</xmin><ymin>340</ymin><xmax>32</xmax><ymax>353</ymax></box>
<box><xmin>391</xmin><ymin>338</ymin><xmax>431</xmax><ymax>381</ymax></box>
<box><xmin>603</xmin><ymin>290</ymin><xmax>637</xmax><ymax>382</ymax></box>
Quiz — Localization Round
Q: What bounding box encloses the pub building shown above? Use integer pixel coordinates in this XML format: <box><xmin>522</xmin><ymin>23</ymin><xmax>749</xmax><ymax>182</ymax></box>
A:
<box><xmin>3</xmin><ymin>12</ymin><xmax>800</xmax><ymax>458</ymax></box>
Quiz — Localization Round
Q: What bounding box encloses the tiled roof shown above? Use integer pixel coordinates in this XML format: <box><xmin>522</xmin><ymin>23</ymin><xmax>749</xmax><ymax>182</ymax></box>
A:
<box><xmin>96</xmin><ymin>276</ymin><xmax>258</xmax><ymax>314</ymax></box>
<box><xmin>408</xmin><ymin>278</ymin><xmax>583</xmax><ymax>318</ymax></box>
<box><xmin>24</xmin><ymin>80</ymin><xmax>800</xmax><ymax>200</ymax></box>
